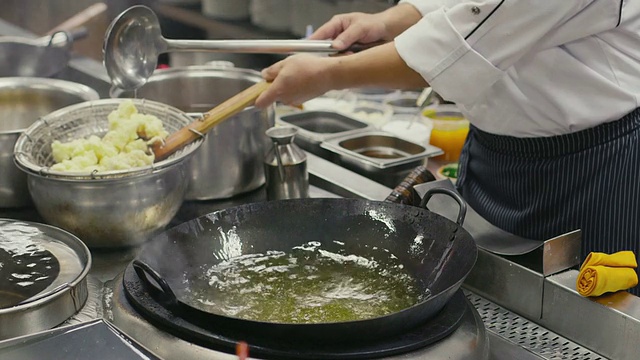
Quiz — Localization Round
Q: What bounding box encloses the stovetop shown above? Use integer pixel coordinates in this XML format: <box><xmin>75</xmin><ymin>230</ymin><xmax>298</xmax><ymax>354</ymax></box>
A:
<box><xmin>107</xmin><ymin>269</ymin><xmax>490</xmax><ymax>360</ymax></box>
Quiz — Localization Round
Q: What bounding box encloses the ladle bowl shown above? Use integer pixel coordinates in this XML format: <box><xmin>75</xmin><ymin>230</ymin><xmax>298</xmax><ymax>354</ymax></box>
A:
<box><xmin>103</xmin><ymin>5</ymin><xmax>165</xmax><ymax>90</ymax></box>
<box><xmin>103</xmin><ymin>5</ymin><xmax>339</xmax><ymax>90</ymax></box>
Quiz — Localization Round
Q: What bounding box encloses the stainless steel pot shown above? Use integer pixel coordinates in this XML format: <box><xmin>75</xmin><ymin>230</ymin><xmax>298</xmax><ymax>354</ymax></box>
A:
<box><xmin>112</xmin><ymin>66</ymin><xmax>275</xmax><ymax>200</ymax></box>
<box><xmin>0</xmin><ymin>78</ymin><xmax>99</xmax><ymax>208</ymax></box>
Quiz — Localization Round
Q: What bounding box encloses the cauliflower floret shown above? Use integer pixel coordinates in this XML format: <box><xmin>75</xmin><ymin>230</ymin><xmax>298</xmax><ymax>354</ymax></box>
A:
<box><xmin>50</xmin><ymin>151</ymin><xmax>99</xmax><ymax>172</ymax></box>
<box><xmin>99</xmin><ymin>150</ymin><xmax>154</xmax><ymax>170</ymax></box>
<box><xmin>50</xmin><ymin>100</ymin><xmax>169</xmax><ymax>173</ymax></box>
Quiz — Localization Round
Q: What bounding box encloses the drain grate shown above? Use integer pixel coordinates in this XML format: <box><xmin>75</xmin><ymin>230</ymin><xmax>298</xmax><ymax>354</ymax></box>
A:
<box><xmin>465</xmin><ymin>291</ymin><xmax>606</xmax><ymax>360</ymax></box>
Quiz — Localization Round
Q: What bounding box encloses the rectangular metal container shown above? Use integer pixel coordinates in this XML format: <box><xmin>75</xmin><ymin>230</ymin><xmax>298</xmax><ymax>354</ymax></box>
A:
<box><xmin>320</xmin><ymin>131</ymin><xmax>442</xmax><ymax>187</ymax></box>
<box><xmin>277</xmin><ymin>111</ymin><xmax>373</xmax><ymax>157</ymax></box>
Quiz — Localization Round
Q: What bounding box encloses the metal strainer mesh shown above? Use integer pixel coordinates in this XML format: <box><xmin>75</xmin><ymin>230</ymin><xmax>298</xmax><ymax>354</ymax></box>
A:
<box><xmin>14</xmin><ymin>99</ymin><xmax>202</xmax><ymax>180</ymax></box>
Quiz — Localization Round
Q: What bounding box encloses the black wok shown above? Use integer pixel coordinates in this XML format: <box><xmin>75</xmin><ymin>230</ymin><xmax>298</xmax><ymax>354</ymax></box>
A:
<box><xmin>131</xmin><ymin>188</ymin><xmax>477</xmax><ymax>343</ymax></box>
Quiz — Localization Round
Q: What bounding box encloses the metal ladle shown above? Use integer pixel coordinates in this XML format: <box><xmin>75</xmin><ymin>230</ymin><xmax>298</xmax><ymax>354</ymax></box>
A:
<box><xmin>104</xmin><ymin>5</ymin><xmax>341</xmax><ymax>90</ymax></box>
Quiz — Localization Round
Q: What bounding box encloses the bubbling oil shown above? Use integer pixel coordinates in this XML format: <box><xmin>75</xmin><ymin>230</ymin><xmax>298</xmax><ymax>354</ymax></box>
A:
<box><xmin>186</xmin><ymin>241</ymin><xmax>424</xmax><ymax>323</ymax></box>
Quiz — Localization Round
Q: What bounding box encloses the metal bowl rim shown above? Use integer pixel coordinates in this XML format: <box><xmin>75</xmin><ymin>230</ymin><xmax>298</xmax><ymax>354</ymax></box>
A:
<box><xmin>13</xmin><ymin>98</ymin><xmax>203</xmax><ymax>180</ymax></box>
<box><xmin>108</xmin><ymin>65</ymin><xmax>263</xmax><ymax>98</ymax></box>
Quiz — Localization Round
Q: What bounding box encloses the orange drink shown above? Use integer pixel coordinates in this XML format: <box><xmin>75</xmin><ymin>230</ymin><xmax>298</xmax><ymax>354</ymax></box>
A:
<box><xmin>422</xmin><ymin>106</ymin><xmax>469</xmax><ymax>162</ymax></box>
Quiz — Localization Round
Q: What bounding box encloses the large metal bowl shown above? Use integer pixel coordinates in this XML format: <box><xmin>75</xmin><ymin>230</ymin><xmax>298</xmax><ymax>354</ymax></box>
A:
<box><xmin>112</xmin><ymin>66</ymin><xmax>275</xmax><ymax>200</ymax></box>
<box><xmin>13</xmin><ymin>99</ymin><xmax>203</xmax><ymax>248</ymax></box>
<box><xmin>0</xmin><ymin>77</ymin><xmax>99</xmax><ymax>208</ymax></box>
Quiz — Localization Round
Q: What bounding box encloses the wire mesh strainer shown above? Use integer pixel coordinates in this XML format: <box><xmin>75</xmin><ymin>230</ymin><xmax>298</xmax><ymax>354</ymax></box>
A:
<box><xmin>14</xmin><ymin>99</ymin><xmax>203</xmax><ymax>180</ymax></box>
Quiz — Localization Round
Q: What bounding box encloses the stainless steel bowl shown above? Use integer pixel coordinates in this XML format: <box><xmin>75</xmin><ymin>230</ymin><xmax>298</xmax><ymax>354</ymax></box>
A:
<box><xmin>112</xmin><ymin>66</ymin><xmax>275</xmax><ymax>200</ymax></box>
<box><xmin>0</xmin><ymin>78</ymin><xmax>99</xmax><ymax>208</ymax></box>
<box><xmin>13</xmin><ymin>99</ymin><xmax>203</xmax><ymax>248</ymax></box>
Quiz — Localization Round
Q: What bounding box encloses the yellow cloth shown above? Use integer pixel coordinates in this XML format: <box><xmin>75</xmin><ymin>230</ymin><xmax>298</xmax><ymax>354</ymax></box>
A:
<box><xmin>576</xmin><ymin>251</ymin><xmax>638</xmax><ymax>297</ymax></box>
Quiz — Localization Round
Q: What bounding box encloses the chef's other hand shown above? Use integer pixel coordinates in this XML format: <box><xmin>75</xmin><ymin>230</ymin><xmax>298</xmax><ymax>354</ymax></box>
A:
<box><xmin>255</xmin><ymin>54</ymin><xmax>335</xmax><ymax>109</ymax></box>
<box><xmin>309</xmin><ymin>12</ymin><xmax>390</xmax><ymax>51</ymax></box>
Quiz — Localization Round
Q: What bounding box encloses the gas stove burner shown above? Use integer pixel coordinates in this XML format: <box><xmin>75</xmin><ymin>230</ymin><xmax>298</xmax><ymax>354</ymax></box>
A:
<box><xmin>122</xmin><ymin>263</ymin><xmax>469</xmax><ymax>359</ymax></box>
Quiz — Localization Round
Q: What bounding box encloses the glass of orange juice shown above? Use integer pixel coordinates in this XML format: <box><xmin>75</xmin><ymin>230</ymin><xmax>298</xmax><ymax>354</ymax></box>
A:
<box><xmin>422</xmin><ymin>105</ymin><xmax>469</xmax><ymax>162</ymax></box>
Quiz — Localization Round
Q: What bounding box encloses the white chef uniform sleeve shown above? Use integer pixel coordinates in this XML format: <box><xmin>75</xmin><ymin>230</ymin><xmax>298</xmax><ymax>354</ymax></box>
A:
<box><xmin>395</xmin><ymin>0</ymin><xmax>623</xmax><ymax>104</ymax></box>
<box><xmin>399</xmin><ymin>0</ymin><xmax>449</xmax><ymax>16</ymax></box>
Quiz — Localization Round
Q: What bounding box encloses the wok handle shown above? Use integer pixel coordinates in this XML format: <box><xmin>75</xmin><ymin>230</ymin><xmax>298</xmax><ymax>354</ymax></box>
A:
<box><xmin>419</xmin><ymin>187</ymin><xmax>467</xmax><ymax>227</ymax></box>
<box><xmin>132</xmin><ymin>260</ymin><xmax>179</xmax><ymax>309</ymax></box>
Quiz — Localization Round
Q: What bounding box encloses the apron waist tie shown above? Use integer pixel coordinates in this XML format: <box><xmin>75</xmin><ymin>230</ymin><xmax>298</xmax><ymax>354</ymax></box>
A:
<box><xmin>470</xmin><ymin>107</ymin><xmax>640</xmax><ymax>158</ymax></box>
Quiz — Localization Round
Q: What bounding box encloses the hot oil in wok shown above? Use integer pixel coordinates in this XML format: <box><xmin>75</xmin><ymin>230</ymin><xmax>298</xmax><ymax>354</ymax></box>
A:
<box><xmin>186</xmin><ymin>241</ymin><xmax>424</xmax><ymax>323</ymax></box>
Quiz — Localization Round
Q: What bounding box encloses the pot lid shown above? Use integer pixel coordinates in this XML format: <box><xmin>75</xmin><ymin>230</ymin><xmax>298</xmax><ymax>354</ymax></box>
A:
<box><xmin>0</xmin><ymin>219</ymin><xmax>91</xmax><ymax>310</ymax></box>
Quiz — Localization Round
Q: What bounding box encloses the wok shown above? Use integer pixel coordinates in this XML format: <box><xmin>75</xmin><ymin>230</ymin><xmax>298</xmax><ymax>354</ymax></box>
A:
<box><xmin>131</xmin><ymin>188</ymin><xmax>477</xmax><ymax>343</ymax></box>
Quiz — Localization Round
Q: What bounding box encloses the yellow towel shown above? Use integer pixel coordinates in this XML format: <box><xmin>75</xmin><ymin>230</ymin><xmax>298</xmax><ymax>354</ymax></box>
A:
<box><xmin>580</xmin><ymin>251</ymin><xmax>638</xmax><ymax>270</ymax></box>
<box><xmin>576</xmin><ymin>251</ymin><xmax>638</xmax><ymax>297</ymax></box>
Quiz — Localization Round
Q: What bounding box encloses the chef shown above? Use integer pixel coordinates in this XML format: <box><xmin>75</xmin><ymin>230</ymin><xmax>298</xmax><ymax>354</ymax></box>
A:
<box><xmin>255</xmin><ymin>1</ymin><xmax>640</xmax><ymax>295</ymax></box>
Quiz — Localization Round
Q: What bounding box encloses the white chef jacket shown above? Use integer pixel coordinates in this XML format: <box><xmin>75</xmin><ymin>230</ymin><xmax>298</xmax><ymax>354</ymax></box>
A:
<box><xmin>396</xmin><ymin>0</ymin><xmax>640</xmax><ymax>137</ymax></box>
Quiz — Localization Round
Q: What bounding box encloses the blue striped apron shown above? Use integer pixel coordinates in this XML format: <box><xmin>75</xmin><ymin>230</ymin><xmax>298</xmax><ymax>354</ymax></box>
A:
<box><xmin>457</xmin><ymin>108</ymin><xmax>640</xmax><ymax>295</ymax></box>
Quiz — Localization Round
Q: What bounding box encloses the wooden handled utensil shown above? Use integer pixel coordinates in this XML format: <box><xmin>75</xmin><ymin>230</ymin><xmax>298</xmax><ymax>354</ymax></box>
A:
<box><xmin>151</xmin><ymin>81</ymin><xmax>271</xmax><ymax>162</ymax></box>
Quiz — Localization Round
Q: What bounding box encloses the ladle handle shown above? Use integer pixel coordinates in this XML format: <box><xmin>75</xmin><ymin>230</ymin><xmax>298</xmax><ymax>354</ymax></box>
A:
<box><xmin>152</xmin><ymin>81</ymin><xmax>271</xmax><ymax>161</ymax></box>
<box><xmin>165</xmin><ymin>39</ymin><xmax>336</xmax><ymax>54</ymax></box>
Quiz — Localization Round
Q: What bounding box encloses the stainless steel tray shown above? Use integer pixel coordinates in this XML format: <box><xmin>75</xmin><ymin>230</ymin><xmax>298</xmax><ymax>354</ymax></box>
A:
<box><xmin>321</xmin><ymin>131</ymin><xmax>442</xmax><ymax>169</ymax></box>
<box><xmin>277</xmin><ymin>111</ymin><xmax>373</xmax><ymax>156</ymax></box>
<box><xmin>0</xmin><ymin>319</ymin><xmax>159</xmax><ymax>359</ymax></box>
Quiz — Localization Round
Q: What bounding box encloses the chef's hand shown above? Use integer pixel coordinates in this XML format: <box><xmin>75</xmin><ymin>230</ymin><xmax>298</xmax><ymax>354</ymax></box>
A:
<box><xmin>309</xmin><ymin>12</ymin><xmax>390</xmax><ymax>51</ymax></box>
<box><xmin>308</xmin><ymin>4</ymin><xmax>423</xmax><ymax>51</ymax></box>
<box><xmin>255</xmin><ymin>54</ymin><xmax>336</xmax><ymax>109</ymax></box>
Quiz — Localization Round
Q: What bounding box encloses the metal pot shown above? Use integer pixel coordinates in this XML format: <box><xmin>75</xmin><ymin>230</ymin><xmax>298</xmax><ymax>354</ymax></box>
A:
<box><xmin>0</xmin><ymin>78</ymin><xmax>99</xmax><ymax>208</ymax></box>
<box><xmin>0</xmin><ymin>32</ymin><xmax>74</xmax><ymax>78</ymax></box>
<box><xmin>112</xmin><ymin>66</ymin><xmax>275</xmax><ymax>200</ymax></box>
